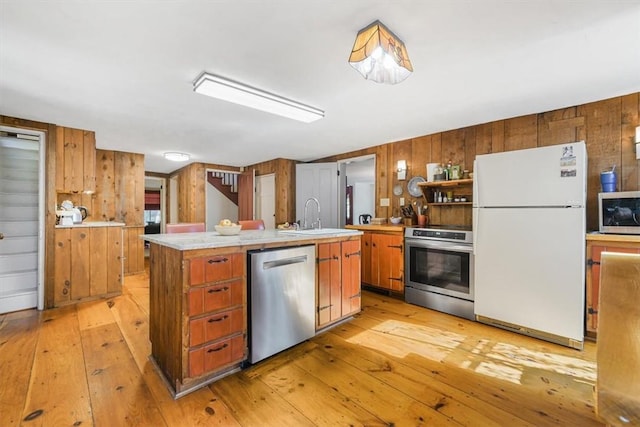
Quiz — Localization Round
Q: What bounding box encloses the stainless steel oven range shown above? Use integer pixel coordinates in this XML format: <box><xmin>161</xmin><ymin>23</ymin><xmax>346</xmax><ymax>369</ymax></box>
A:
<box><xmin>404</xmin><ymin>226</ymin><xmax>475</xmax><ymax>321</ymax></box>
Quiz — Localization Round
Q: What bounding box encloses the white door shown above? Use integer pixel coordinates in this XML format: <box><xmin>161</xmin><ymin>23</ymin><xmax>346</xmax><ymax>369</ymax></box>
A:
<box><xmin>256</xmin><ymin>173</ymin><xmax>276</xmax><ymax>229</ymax></box>
<box><xmin>0</xmin><ymin>128</ymin><xmax>44</xmax><ymax>313</ymax></box>
<box><xmin>296</xmin><ymin>163</ymin><xmax>338</xmax><ymax>228</ymax></box>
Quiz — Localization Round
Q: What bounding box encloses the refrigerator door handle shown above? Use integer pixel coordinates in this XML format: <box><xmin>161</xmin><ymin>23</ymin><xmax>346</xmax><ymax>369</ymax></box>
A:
<box><xmin>473</xmin><ymin>207</ymin><xmax>478</xmax><ymax>255</ymax></box>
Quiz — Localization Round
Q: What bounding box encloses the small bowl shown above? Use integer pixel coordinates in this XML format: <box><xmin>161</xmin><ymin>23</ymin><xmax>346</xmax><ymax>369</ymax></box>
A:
<box><xmin>390</xmin><ymin>217</ymin><xmax>403</xmax><ymax>224</ymax></box>
<box><xmin>214</xmin><ymin>224</ymin><xmax>242</xmax><ymax>235</ymax></box>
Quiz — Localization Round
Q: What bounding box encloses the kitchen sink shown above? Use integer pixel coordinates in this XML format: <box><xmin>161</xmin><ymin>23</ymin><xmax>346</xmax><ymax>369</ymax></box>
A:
<box><xmin>278</xmin><ymin>228</ymin><xmax>355</xmax><ymax>236</ymax></box>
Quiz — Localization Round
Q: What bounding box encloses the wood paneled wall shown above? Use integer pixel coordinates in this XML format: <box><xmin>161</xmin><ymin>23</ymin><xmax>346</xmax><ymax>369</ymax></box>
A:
<box><xmin>319</xmin><ymin>92</ymin><xmax>640</xmax><ymax>231</ymax></box>
<box><xmin>247</xmin><ymin>158</ymin><xmax>297</xmax><ymax>225</ymax></box>
<box><xmin>93</xmin><ymin>149</ymin><xmax>145</xmax><ymax>275</ymax></box>
<box><xmin>1</xmin><ymin>115</ymin><xmax>147</xmax><ymax>300</ymax></box>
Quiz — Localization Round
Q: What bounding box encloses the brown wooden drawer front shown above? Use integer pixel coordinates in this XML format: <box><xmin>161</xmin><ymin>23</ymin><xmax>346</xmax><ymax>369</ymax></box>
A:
<box><xmin>188</xmin><ymin>279</ymin><xmax>243</xmax><ymax>316</ymax></box>
<box><xmin>189</xmin><ymin>253</ymin><xmax>243</xmax><ymax>286</ymax></box>
<box><xmin>188</xmin><ymin>334</ymin><xmax>245</xmax><ymax>378</ymax></box>
<box><xmin>189</xmin><ymin>307</ymin><xmax>244</xmax><ymax>347</ymax></box>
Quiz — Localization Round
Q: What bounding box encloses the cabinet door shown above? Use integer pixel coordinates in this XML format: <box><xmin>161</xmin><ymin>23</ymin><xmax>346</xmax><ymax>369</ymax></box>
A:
<box><xmin>375</xmin><ymin>234</ymin><xmax>404</xmax><ymax>291</ymax></box>
<box><xmin>317</xmin><ymin>242</ymin><xmax>341</xmax><ymax>327</ymax></box>
<box><xmin>89</xmin><ymin>227</ymin><xmax>108</xmax><ymax>296</ymax></box>
<box><xmin>70</xmin><ymin>228</ymin><xmax>91</xmax><ymax>300</ymax></box>
<box><xmin>106</xmin><ymin>226</ymin><xmax>123</xmax><ymax>293</ymax></box>
<box><xmin>361</xmin><ymin>233</ymin><xmax>372</xmax><ymax>285</ymax></box>
<box><xmin>587</xmin><ymin>244</ymin><xmax>640</xmax><ymax>333</ymax></box>
<box><xmin>54</xmin><ymin>228</ymin><xmax>71</xmax><ymax>305</ymax></box>
<box><xmin>55</xmin><ymin>127</ymin><xmax>96</xmax><ymax>193</ymax></box>
<box><xmin>341</xmin><ymin>239</ymin><xmax>361</xmax><ymax>317</ymax></box>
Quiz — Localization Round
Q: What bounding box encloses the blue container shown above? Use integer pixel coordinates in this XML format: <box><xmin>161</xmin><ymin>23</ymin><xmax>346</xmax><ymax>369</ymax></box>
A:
<box><xmin>600</xmin><ymin>170</ymin><xmax>617</xmax><ymax>192</ymax></box>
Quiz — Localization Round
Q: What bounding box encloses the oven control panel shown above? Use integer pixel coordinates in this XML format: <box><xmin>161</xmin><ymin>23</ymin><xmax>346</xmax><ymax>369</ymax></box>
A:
<box><xmin>406</xmin><ymin>227</ymin><xmax>473</xmax><ymax>244</ymax></box>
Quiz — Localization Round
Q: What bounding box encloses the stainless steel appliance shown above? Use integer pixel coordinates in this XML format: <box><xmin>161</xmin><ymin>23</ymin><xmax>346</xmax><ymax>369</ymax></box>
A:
<box><xmin>248</xmin><ymin>245</ymin><xmax>315</xmax><ymax>363</ymax></box>
<box><xmin>404</xmin><ymin>226</ymin><xmax>474</xmax><ymax>320</ymax></box>
<box><xmin>598</xmin><ymin>191</ymin><xmax>640</xmax><ymax>234</ymax></box>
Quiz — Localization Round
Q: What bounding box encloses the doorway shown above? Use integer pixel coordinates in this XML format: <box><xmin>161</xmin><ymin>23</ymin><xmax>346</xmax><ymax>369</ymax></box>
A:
<box><xmin>0</xmin><ymin>126</ymin><xmax>45</xmax><ymax>313</ymax></box>
<box><xmin>339</xmin><ymin>155</ymin><xmax>375</xmax><ymax>226</ymax></box>
<box><xmin>256</xmin><ymin>173</ymin><xmax>275</xmax><ymax>229</ymax></box>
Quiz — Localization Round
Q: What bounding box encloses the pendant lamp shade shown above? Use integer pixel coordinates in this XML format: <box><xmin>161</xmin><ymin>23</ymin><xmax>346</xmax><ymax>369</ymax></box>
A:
<box><xmin>348</xmin><ymin>20</ymin><xmax>413</xmax><ymax>84</ymax></box>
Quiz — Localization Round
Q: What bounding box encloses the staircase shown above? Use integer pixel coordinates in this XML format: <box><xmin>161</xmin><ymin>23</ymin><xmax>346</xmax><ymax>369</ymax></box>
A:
<box><xmin>207</xmin><ymin>171</ymin><xmax>238</xmax><ymax>205</ymax></box>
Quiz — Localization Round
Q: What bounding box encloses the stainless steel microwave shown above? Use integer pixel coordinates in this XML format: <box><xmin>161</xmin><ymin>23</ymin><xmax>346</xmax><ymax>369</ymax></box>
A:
<box><xmin>598</xmin><ymin>191</ymin><xmax>640</xmax><ymax>234</ymax></box>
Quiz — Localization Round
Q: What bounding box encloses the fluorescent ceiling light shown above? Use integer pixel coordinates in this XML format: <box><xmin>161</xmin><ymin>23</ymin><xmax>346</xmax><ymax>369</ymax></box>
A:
<box><xmin>193</xmin><ymin>72</ymin><xmax>324</xmax><ymax>123</ymax></box>
<box><xmin>164</xmin><ymin>152</ymin><xmax>190</xmax><ymax>162</ymax></box>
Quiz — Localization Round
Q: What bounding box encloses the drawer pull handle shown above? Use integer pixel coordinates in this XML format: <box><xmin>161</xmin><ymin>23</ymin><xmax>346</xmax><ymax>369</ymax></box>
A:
<box><xmin>207</xmin><ymin>343</ymin><xmax>229</xmax><ymax>353</ymax></box>
<box><xmin>207</xmin><ymin>257</ymin><xmax>229</xmax><ymax>264</ymax></box>
<box><xmin>208</xmin><ymin>315</ymin><xmax>228</xmax><ymax>323</ymax></box>
<box><xmin>208</xmin><ymin>287</ymin><xmax>229</xmax><ymax>293</ymax></box>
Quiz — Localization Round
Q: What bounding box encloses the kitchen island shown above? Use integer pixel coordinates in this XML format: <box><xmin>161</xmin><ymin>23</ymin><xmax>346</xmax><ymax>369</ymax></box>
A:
<box><xmin>142</xmin><ymin>228</ymin><xmax>362</xmax><ymax>397</ymax></box>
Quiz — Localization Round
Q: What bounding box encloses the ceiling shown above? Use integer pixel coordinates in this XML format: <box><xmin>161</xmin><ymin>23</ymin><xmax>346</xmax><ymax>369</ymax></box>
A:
<box><xmin>1</xmin><ymin>1</ymin><xmax>639</xmax><ymax>174</ymax></box>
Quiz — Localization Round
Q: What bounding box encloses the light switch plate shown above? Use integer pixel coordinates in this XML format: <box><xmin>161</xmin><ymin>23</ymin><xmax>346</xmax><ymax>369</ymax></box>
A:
<box><xmin>400</xmin><ymin>197</ymin><xmax>405</xmax><ymax>206</ymax></box>
<box><xmin>380</xmin><ymin>198</ymin><xmax>390</xmax><ymax>207</ymax></box>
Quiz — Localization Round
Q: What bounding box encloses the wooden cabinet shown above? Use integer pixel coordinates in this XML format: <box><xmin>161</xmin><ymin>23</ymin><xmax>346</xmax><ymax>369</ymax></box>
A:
<box><xmin>360</xmin><ymin>230</ymin><xmax>404</xmax><ymax>293</ymax></box>
<box><xmin>149</xmin><ymin>247</ymin><xmax>247</xmax><ymax>396</ymax></box>
<box><xmin>53</xmin><ymin>225</ymin><xmax>123</xmax><ymax>306</ymax></box>
<box><xmin>585</xmin><ymin>234</ymin><xmax>640</xmax><ymax>338</ymax></box>
<box><xmin>418</xmin><ymin>179</ymin><xmax>473</xmax><ymax>227</ymax></box>
<box><xmin>55</xmin><ymin>126</ymin><xmax>96</xmax><ymax>193</ymax></box>
<box><xmin>316</xmin><ymin>238</ymin><xmax>361</xmax><ymax>329</ymax></box>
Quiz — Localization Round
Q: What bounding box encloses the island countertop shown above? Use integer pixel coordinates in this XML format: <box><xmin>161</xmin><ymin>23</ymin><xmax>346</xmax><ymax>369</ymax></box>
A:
<box><xmin>141</xmin><ymin>228</ymin><xmax>363</xmax><ymax>251</ymax></box>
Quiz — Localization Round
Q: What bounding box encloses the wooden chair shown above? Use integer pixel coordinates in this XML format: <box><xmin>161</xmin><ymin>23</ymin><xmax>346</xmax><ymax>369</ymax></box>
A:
<box><xmin>596</xmin><ymin>252</ymin><xmax>640</xmax><ymax>426</ymax></box>
<box><xmin>238</xmin><ymin>219</ymin><xmax>265</xmax><ymax>230</ymax></box>
<box><xmin>165</xmin><ymin>222</ymin><xmax>205</xmax><ymax>233</ymax></box>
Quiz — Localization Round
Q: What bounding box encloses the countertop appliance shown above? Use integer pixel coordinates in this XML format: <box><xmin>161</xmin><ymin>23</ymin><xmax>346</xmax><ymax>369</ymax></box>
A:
<box><xmin>473</xmin><ymin>141</ymin><xmax>586</xmax><ymax>349</ymax></box>
<box><xmin>598</xmin><ymin>191</ymin><xmax>640</xmax><ymax>234</ymax></box>
<box><xmin>248</xmin><ymin>245</ymin><xmax>315</xmax><ymax>363</ymax></box>
<box><xmin>404</xmin><ymin>225</ymin><xmax>474</xmax><ymax>320</ymax></box>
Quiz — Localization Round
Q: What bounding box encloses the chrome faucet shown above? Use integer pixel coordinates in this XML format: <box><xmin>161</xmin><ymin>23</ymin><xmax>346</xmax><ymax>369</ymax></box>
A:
<box><xmin>303</xmin><ymin>197</ymin><xmax>321</xmax><ymax>229</ymax></box>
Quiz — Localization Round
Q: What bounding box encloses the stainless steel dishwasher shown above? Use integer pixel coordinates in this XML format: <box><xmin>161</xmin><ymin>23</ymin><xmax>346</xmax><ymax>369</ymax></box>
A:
<box><xmin>248</xmin><ymin>245</ymin><xmax>315</xmax><ymax>364</ymax></box>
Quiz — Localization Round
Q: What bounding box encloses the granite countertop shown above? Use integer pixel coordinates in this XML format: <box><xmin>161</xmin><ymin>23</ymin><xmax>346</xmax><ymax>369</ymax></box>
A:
<box><xmin>141</xmin><ymin>228</ymin><xmax>363</xmax><ymax>250</ymax></box>
<box><xmin>55</xmin><ymin>221</ymin><xmax>126</xmax><ymax>229</ymax></box>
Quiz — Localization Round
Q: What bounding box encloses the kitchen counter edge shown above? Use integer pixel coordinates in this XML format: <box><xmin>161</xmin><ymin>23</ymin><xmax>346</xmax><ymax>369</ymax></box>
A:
<box><xmin>141</xmin><ymin>229</ymin><xmax>363</xmax><ymax>251</ymax></box>
<box><xmin>586</xmin><ymin>232</ymin><xmax>640</xmax><ymax>243</ymax></box>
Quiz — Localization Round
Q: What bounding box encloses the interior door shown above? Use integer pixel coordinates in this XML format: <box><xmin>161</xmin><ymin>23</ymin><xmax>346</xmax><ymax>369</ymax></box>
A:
<box><xmin>256</xmin><ymin>173</ymin><xmax>276</xmax><ymax>229</ymax></box>
<box><xmin>296</xmin><ymin>162</ymin><xmax>338</xmax><ymax>228</ymax></box>
<box><xmin>0</xmin><ymin>129</ymin><xmax>44</xmax><ymax>313</ymax></box>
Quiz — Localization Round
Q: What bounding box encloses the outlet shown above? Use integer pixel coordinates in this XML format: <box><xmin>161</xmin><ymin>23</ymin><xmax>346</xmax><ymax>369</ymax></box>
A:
<box><xmin>400</xmin><ymin>197</ymin><xmax>405</xmax><ymax>206</ymax></box>
<box><xmin>380</xmin><ymin>198</ymin><xmax>390</xmax><ymax>207</ymax></box>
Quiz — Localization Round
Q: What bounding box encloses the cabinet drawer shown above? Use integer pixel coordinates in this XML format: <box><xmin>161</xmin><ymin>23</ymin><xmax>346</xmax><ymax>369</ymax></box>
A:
<box><xmin>188</xmin><ymin>279</ymin><xmax>243</xmax><ymax>316</ymax></box>
<box><xmin>188</xmin><ymin>334</ymin><xmax>245</xmax><ymax>378</ymax></box>
<box><xmin>189</xmin><ymin>307</ymin><xmax>244</xmax><ymax>347</ymax></box>
<box><xmin>189</xmin><ymin>253</ymin><xmax>243</xmax><ymax>286</ymax></box>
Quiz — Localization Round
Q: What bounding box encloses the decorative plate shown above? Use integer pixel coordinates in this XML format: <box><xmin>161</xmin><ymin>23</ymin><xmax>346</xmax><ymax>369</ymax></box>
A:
<box><xmin>407</xmin><ymin>176</ymin><xmax>426</xmax><ymax>197</ymax></box>
<box><xmin>393</xmin><ymin>184</ymin><xmax>403</xmax><ymax>196</ymax></box>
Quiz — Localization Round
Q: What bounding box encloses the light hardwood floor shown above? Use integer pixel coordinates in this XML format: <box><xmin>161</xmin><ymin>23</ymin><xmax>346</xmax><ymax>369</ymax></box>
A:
<box><xmin>0</xmin><ymin>269</ymin><xmax>603</xmax><ymax>426</ymax></box>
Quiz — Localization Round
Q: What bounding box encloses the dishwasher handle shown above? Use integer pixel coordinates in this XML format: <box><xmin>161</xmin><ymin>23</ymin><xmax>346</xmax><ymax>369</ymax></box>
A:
<box><xmin>262</xmin><ymin>255</ymin><xmax>308</xmax><ymax>270</ymax></box>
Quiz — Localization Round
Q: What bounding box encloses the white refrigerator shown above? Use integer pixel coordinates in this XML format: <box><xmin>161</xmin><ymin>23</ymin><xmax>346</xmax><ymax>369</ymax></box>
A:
<box><xmin>472</xmin><ymin>142</ymin><xmax>586</xmax><ymax>349</ymax></box>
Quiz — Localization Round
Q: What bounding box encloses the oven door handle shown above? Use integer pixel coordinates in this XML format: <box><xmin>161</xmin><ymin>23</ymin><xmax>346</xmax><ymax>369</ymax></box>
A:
<box><xmin>407</xmin><ymin>240</ymin><xmax>473</xmax><ymax>253</ymax></box>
